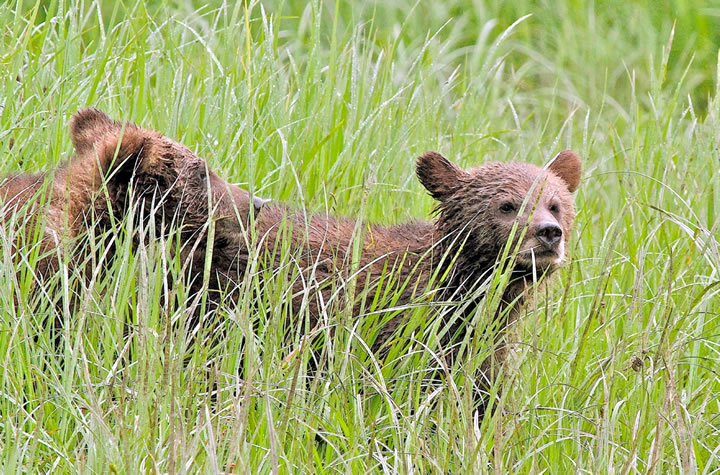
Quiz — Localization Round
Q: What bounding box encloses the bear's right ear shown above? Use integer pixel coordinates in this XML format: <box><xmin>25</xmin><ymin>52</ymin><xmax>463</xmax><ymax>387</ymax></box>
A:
<box><xmin>416</xmin><ymin>152</ymin><xmax>468</xmax><ymax>201</ymax></box>
<box><xmin>70</xmin><ymin>108</ymin><xmax>121</xmax><ymax>154</ymax></box>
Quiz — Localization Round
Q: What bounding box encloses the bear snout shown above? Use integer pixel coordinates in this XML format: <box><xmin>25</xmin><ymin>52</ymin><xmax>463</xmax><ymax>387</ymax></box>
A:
<box><xmin>535</xmin><ymin>221</ymin><xmax>563</xmax><ymax>250</ymax></box>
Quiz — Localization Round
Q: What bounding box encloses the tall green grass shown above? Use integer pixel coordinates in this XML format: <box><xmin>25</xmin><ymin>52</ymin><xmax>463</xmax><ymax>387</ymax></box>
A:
<box><xmin>1</xmin><ymin>0</ymin><xmax>718</xmax><ymax>472</ymax></box>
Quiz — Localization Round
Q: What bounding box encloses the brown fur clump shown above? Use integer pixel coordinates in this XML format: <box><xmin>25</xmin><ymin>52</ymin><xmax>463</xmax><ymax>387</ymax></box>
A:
<box><xmin>1</xmin><ymin>109</ymin><xmax>581</xmax><ymax>410</ymax></box>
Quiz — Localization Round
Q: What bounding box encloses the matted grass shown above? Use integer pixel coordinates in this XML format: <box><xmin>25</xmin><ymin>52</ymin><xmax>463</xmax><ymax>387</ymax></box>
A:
<box><xmin>1</xmin><ymin>0</ymin><xmax>718</xmax><ymax>472</ymax></box>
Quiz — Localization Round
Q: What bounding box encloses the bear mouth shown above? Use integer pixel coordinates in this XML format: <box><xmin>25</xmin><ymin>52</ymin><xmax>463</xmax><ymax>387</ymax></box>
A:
<box><xmin>519</xmin><ymin>247</ymin><xmax>558</xmax><ymax>258</ymax></box>
<box><xmin>515</xmin><ymin>248</ymin><xmax>562</xmax><ymax>272</ymax></box>
<box><xmin>532</xmin><ymin>249</ymin><xmax>558</xmax><ymax>258</ymax></box>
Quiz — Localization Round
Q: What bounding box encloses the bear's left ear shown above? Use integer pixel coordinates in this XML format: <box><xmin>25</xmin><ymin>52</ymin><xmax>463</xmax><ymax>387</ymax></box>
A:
<box><xmin>416</xmin><ymin>152</ymin><xmax>468</xmax><ymax>201</ymax></box>
<box><xmin>70</xmin><ymin>108</ymin><xmax>122</xmax><ymax>154</ymax></box>
<box><xmin>548</xmin><ymin>150</ymin><xmax>582</xmax><ymax>193</ymax></box>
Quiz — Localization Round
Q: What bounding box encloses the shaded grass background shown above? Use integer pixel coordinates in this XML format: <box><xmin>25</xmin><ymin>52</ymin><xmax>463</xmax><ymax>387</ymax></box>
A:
<box><xmin>1</xmin><ymin>0</ymin><xmax>719</xmax><ymax>472</ymax></box>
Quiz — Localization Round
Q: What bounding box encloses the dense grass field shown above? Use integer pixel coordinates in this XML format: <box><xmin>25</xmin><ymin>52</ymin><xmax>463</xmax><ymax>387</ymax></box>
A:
<box><xmin>1</xmin><ymin>0</ymin><xmax>719</xmax><ymax>472</ymax></box>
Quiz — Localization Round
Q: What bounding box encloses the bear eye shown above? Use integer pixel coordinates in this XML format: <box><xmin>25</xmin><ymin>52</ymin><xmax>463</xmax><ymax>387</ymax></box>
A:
<box><xmin>549</xmin><ymin>203</ymin><xmax>560</xmax><ymax>213</ymax></box>
<box><xmin>499</xmin><ymin>202</ymin><xmax>516</xmax><ymax>214</ymax></box>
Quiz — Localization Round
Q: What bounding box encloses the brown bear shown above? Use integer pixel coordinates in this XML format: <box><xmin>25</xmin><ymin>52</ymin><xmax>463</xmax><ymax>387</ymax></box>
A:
<box><xmin>0</xmin><ymin>108</ymin><xmax>261</xmax><ymax>303</ymax></box>
<box><xmin>251</xmin><ymin>149</ymin><xmax>581</xmax><ymax>406</ymax></box>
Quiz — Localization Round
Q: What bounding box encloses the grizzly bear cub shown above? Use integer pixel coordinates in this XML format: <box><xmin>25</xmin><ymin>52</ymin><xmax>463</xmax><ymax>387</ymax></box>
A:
<box><xmin>0</xmin><ymin>108</ymin><xmax>261</xmax><ymax>294</ymax></box>
<box><xmin>1</xmin><ymin>108</ymin><xmax>580</xmax><ymax>407</ymax></box>
<box><xmin>253</xmin><ymin>149</ymin><xmax>580</xmax><ymax>399</ymax></box>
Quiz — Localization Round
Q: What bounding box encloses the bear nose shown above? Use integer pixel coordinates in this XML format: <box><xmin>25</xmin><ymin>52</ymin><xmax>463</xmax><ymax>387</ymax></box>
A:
<box><xmin>536</xmin><ymin>222</ymin><xmax>562</xmax><ymax>249</ymax></box>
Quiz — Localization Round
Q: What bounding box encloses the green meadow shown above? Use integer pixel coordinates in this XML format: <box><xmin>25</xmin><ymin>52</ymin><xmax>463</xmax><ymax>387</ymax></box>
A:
<box><xmin>1</xmin><ymin>0</ymin><xmax>719</xmax><ymax>472</ymax></box>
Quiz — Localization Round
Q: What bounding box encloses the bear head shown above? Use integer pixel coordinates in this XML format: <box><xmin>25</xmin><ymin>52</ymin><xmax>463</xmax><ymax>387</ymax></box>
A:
<box><xmin>416</xmin><ymin>150</ymin><xmax>581</xmax><ymax>279</ymax></box>
<box><xmin>68</xmin><ymin>108</ymin><xmax>264</xmax><ymax>242</ymax></box>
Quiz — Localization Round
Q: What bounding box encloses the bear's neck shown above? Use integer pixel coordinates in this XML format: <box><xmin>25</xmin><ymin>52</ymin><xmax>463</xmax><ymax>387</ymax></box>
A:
<box><xmin>429</xmin><ymin>220</ymin><xmax>535</xmax><ymax>325</ymax></box>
